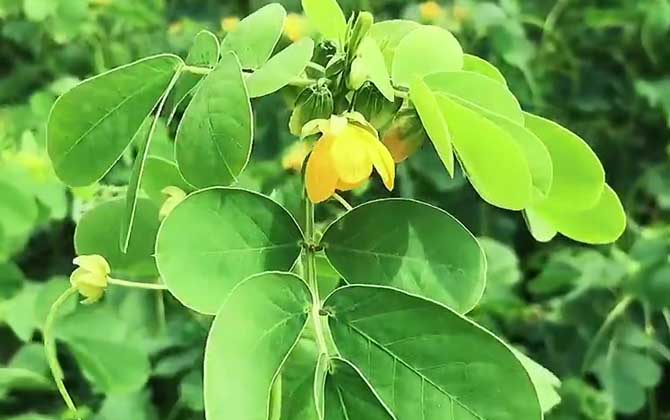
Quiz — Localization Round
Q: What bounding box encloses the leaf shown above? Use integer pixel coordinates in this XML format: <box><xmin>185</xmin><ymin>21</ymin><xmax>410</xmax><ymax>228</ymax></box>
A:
<box><xmin>47</xmin><ymin>54</ymin><xmax>183</xmax><ymax>187</ymax></box>
<box><xmin>353</xmin><ymin>37</ymin><xmax>395</xmax><ymax>101</ymax></box>
<box><xmin>204</xmin><ymin>272</ymin><xmax>311</xmax><ymax>420</ymax></box>
<box><xmin>175</xmin><ymin>52</ymin><xmax>253</xmax><ymax>188</ymax></box>
<box><xmin>75</xmin><ymin>198</ymin><xmax>160</xmax><ymax>279</ymax></box>
<box><xmin>425</xmin><ymin>71</ymin><xmax>523</xmax><ymax>124</ymax></box>
<box><xmin>220</xmin><ymin>3</ymin><xmax>286</xmax><ymax>69</ymax></box>
<box><xmin>524</xmin><ymin>113</ymin><xmax>605</xmax><ymax>211</ymax></box>
<box><xmin>0</xmin><ymin>180</ymin><xmax>37</xmax><ymax>245</ymax></box>
<box><xmin>368</xmin><ymin>20</ymin><xmax>420</xmax><ymax>71</ymax></box>
<box><xmin>410</xmin><ymin>77</ymin><xmax>454</xmax><ymax>176</ymax></box>
<box><xmin>324</xmin><ymin>285</ymin><xmax>542</xmax><ymax>420</ymax></box>
<box><xmin>278</xmin><ymin>337</ymin><xmax>322</xmax><ymax>420</ymax></box>
<box><xmin>437</xmin><ymin>95</ymin><xmax>533</xmax><ymax>210</ymax></box>
<box><xmin>141</xmin><ymin>156</ymin><xmax>193</xmax><ymax>204</ymax></box>
<box><xmin>324</xmin><ymin>358</ymin><xmax>394</xmax><ymax>420</ymax></box>
<box><xmin>321</xmin><ymin>199</ymin><xmax>486</xmax><ymax>313</ymax></box>
<box><xmin>246</xmin><ymin>38</ymin><xmax>315</xmax><ymax>98</ymax></box>
<box><xmin>97</xmin><ymin>391</ymin><xmax>158</xmax><ymax>420</ymax></box>
<box><xmin>513</xmin><ymin>350</ymin><xmax>561</xmax><ymax>414</ymax></box>
<box><xmin>301</xmin><ymin>0</ymin><xmax>347</xmax><ymax>42</ymax></box>
<box><xmin>156</xmin><ymin>188</ymin><xmax>303</xmax><ymax>314</ymax></box>
<box><xmin>392</xmin><ymin>26</ymin><xmax>463</xmax><ymax>87</ymax></box>
<box><xmin>462</xmin><ymin>54</ymin><xmax>507</xmax><ymax>85</ymax></box>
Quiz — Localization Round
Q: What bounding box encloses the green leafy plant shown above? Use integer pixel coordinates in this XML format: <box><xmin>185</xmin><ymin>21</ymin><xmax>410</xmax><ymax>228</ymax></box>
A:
<box><xmin>39</xmin><ymin>0</ymin><xmax>628</xmax><ymax>419</ymax></box>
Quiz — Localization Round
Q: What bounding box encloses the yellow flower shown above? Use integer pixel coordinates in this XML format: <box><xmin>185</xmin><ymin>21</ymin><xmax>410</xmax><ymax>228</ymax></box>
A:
<box><xmin>419</xmin><ymin>1</ymin><xmax>445</xmax><ymax>22</ymax></box>
<box><xmin>282</xmin><ymin>141</ymin><xmax>312</xmax><ymax>172</ymax></box>
<box><xmin>70</xmin><ymin>255</ymin><xmax>110</xmax><ymax>304</ymax></box>
<box><xmin>15</xmin><ymin>152</ymin><xmax>50</xmax><ymax>181</ymax></box>
<box><xmin>284</xmin><ymin>13</ymin><xmax>306</xmax><ymax>42</ymax></box>
<box><xmin>167</xmin><ymin>21</ymin><xmax>184</xmax><ymax>35</ymax></box>
<box><xmin>221</xmin><ymin>16</ymin><xmax>240</xmax><ymax>33</ymax></box>
<box><xmin>304</xmin><ymin>114</ymin><xmax>395</xmax><ymax>203</ymax></box>
<box><xmin>160</xmin><ymin>186</ymin><xmax>187</xmax><ymax>220</ymax></box>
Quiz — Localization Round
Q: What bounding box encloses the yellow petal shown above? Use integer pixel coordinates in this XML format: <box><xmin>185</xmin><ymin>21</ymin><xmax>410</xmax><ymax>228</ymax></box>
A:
<box><xmin>73</xmin><ymin>255</ymin><xmax>110</xmax><ymax>277</ymax></box>
<box><xmin>336</xmin><ymin>179</ymin><xmax>367</xmax><ymax>192</ymax></box>
<box><xmin>306</xmin><ymin>136</ymin><xmax>339</xmax><ymax>203</ymax></box>
<box><xmin>70</xmin><ymin>268</ymin><xmax>107</xmax><ymax>288</ymax></box>
<box><xmin>329</xmin><ymin>126</ymin><xmax>374</xmax><ymax>184</ymax></box>
<box><xmin>364</xmin><ymin>136</ymin><xmax>396</xmax><ymax>191</ymax></box>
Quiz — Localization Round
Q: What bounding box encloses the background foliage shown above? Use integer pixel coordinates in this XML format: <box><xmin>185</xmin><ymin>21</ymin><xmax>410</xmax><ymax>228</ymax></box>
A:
<box><xmin>1</xmin><ymin>0</ymin><xmax>668</xmax><ymax>419</ymax></box>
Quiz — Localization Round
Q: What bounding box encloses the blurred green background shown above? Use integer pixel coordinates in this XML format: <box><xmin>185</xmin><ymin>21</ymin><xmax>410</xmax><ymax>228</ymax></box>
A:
<box><xmin>1</xmin><ymin>0</ymin><xmax>669</xmax><ymax>419</ymax></box>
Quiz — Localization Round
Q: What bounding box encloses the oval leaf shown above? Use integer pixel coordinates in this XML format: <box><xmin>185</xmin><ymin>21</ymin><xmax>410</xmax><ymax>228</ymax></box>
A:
<box><xmin>175</xmin><ymin>52</ymin><xmax>252</xmax><ymax>188</ymax></box>
<box><xmin>205</xmin><ymin>272</ymin><xmax>311</xmax><ymax>420</ymax></box>
<box><xmin>221</xmin><ymin>3</ymin><xmax>286</xmax><ymax>69</ymax></box>
<box><xmin>392</xmin><ymin>26</ymin><xmax>463</xmax><ymax>87</ymax></box>
<box><xmin>462</xmin><ymin>54</ymin><xmax>507</xmax><ymax>85</ymax></box>
<box><xmin>302</xmin><ymin>0</ymin><xmax>347</xmax><ymax>42</ymax></box>
<box><xmin>354</xmin><ymin>37</ymin><xmax>395</xmax><ymax>101</ymax></box>
<box><xmin>247</xmin><ymin>38</ymin><xmax>315</xmax><ymax>98</ymax></box>
<box><xmin>47</xmin><ymin>54</ymin><xmax>183</xmax><ymax>186</ymax></box>
<box><xmin>141</xmin><ymin>156</ymin><xmax>193</xmax><ymax>204</ymax></box>
<box><xmin>324</xmin><ymin>285</ymin><xmax>542</xmax><ymax>420</ymax></box>
<box><xmin>321</xmin><ymin>198</ymin><xmax>486</xmax><ymax>313</ymax></box>
<box><xmin>155</xmin><ymin>188</ymin><xmax>303</xmax><ymax>314</ymax></box>
<box><xmin>369</xmin><ymin>20</ymin><xmax>420</xmax><ymax>71</ymax></box>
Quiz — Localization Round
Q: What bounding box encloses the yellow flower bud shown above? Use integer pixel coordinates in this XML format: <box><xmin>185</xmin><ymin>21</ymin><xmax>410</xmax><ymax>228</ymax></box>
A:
<box><xmin>168</xmin><ymin>21</ymin><xmax>184</xmax><ymax>35</ymax></box>
<box><xmin>419</xmin><ymin>1</ymin><xmax>445</xmax><ymax>23</ymax></box>
<box><xmin>160</xmin><ymin>186</ymin><xmax>187</xmax><ymax>220</ymax></box>
<box><xmin>70</xmin><ymin>255</ymin><xmax>110</xmax><ymax>304</ymax></box>
<box><xmin>282</xmin><ymin>141</ymin><xmax>312</xmax><ymax>172</ymax></box>
<box><xmin>221</xmin><ymin>16</ymin><xmax>240</xmax><ymax>33</ymax></box>
<box><xmin>284</xmin><ymin>13</ymin><xmax>306</xmax><ymax>42</ymax></box>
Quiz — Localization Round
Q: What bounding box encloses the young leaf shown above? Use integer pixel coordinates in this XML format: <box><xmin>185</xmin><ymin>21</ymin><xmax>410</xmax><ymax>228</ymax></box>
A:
<box><xmin>220</xmin><ymin>3</ymin><xmax>286</xmax><ymax>69</ymax></box>
<box><xmin>437</xmin><ymin>95</ymin><xmax>533</xmax><ymax>210</ymax></box>
<box><xmin>47</xmin><ymin>54</ymin><xmax>183</xmax><ymax>187</ymax></box>
<box><xmin>513</xmin><ymin>350</ymin><xmax>562</xmax><ymax>414</ymax></box>
<box><xmin>204</xmin><ymin>272</ymin><xmax>311</xmax><ymax>420</ymax></box>
<box><xmin>324</xmin><ymin>358</ymin><xmax>394</xmax><ymax>420</ymax></box>
<box><xmin>369</xmin><ymin>20</ymin><xmax>420</xmax><ymax>71</ymax></box>
<box><xmin>410</xmin><ymin>77</ymin><xmax>454</xmax><ymax>176</ymax></box>
<box><xmin>321</xmin><ymin>199</ymin><xmax>486</xmax><ymax>313</ymax></box>
<box><xmin>391</xmin><ymin>26</ymin><xmax>463</xmax><ymax>87</ymax></box>
<box><xmin>155</xmin><ymin>188</ymin><xmax>303</xmax><ymax>314</ymax></box>
<box><xmin>302</xmin><ymin>0</ymin><xmax>347</xmax><ymax>43</ymax></box>
<box><xmin>324</xmin><ymin>285</ymin><xmax>542</xmax><ymax>420</ymax></box>
<box><xmin>462</xmin><ymin>54</ymin><xmax>507</xmax><ymax>85</ymax></box>
<box><xmin>352</xmin><ymin>37</ymin><xmax>395</xmax><ymax>102</ymax></box>
<box><xmin>175</xmin><ymin>52</ymin><xmax>252</xmax><ymax>188</ymax></box>
<box><xmin>246</xmin><ymin>38</ymin><xmax>315</xmax><ymax>98</ymax></box>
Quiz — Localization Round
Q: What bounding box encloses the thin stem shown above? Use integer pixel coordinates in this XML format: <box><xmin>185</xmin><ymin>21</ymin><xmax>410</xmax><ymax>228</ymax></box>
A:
<box><xmin>332</xmin><ymin>193</ymin><xmax>353</xmax><ymax>211</ymax></box>
<box><xmin>183</xmin><ymin>64</ymin><xmax>212</xmax><ymax>75</ymax></box>
<box><xmin>306</xmin><ymin>62</ymin><xmax>326</xmax><ymax>74</ymax></box>
<box><xmin>108</xmin><ymin>278</ymin><xmax>168</xmax><ymax>290</ymax></box>
<box><xmin>44</xmin><ymin>287</ymin><xmax>80</xmax><ymax>419</ymax></box>
<box><xmin>290</xmin><ymin>77</ymin><xmax>317</xmax><ymax>88</ymax></box>
<box><xmin>581</xmin><ymin>295</ymin><xmax>634</xmax><ymax>374</ymax></box>
<box><xmin>304</xmin><ymin>196</ymin><xmax>329</xmax><ymax>356</ymax></box>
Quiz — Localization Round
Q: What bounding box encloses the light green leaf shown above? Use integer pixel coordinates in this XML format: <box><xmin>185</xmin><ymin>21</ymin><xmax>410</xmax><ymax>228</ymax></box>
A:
<box><xmin>325</xmin><ymin>285</ymin><xmax>542</xmax><ymax>420</ymax></box>
<box><xmin>175</xmin><ymin>52</ymin><xmax>252</xmax><ymax>188</ymax></box>
<box><xmin>0</xmin><ymin>180</ymin><xmax>38</xmax><ymax>244</ymax></box>
<box><xmin>410</xmin><ymin>77</ymin><xmax>454</xmax><ymax>176</ymax></box>
<box><xmin>324</xmin><ymin>358</ymin><xmax>394</xmax><ymax>420</ymax></box>
<box><xmin>75</xmin><ymin>198</ymin><xmax>160</xmax><ymax>279</ymax></box>
<box><xmin>513</xmin><ymin>350</ymin><xmax>561</xmax><ymax>414</ymax></box>
<box><xmin>437</xmin><ymin>95</ymin><xmax>533</xmax><ymax>210</ymax></box>
<box><xmin>141</xmin><ymin>156</ymin><xmax>193</xmax><ymax>204</ymax></box>
<box><xmin>302</xmin><ymin>0</ymin><xmax>347</xmax><ymax>42</ymax></box>
<box><xmin>247</xmin><ymin>38</ymin><xmax>315</xmax><ymax>98</ymax></box>
<box><xmin>23</xmin><ymin>0</ymin><xmax>56</xmax><ymax>21</ymax></box>
<box><xmin>221</xmin><ymin>3</ymin><xmax>286</xmax><ymax>69</ymax></box>
<box><xmin>462</xmin><ymin>54</ymin><xmax>507</xmax><ymax>85</ymax></box>
<box><xmin>0</xmin><ymin>368</ymin><xmax>52</xmax><ymax>394</ymax></box>
<box><xmin>278</xmin><ymin>337</ymin><xmax>322</xmax><ymax>420</ymax></box>
<box><xmin>529</xmin><ymin>184</ymin><xmax>626</xmax><ymax>244</ymax></box>
<box><xmin>392</xmin><ymin>26</ymin><xmax>463</xmax><ymax>87</ymax></box>
<box><xmin>47</xmin><ymin>54</ymin><xmax>183</xmax><ymax>187</ymax></box>
<box><xmin>205</xmin><ymin>272</ymin><xmax>311</xmax><ymax>420</ymax></box>
<box><xmin>156</xmin><ymin>188</ymin><xmax>303</xmax><ymax>314</ymax></box>
<box><xmin>352</xmin><ymin>37</ymin><xmax>395</xmax><ymax>101</ymax></box>
<box><xmin>368</xmin><ymin>20</ymin><xmax>420</xmax><ymax>71</ymax></box>
<box><xmin>425</xmin><ymin>71</ymin><xmax>523</xmax><ymax>124</ymax></box>
<box><xmin>524</xmin><ymin>112</ymin><xmax>605</xmax><ymax>211</ymax></box>
<box><xmin>321</xmin><ymin>199</ymin><xmax>486</xmax><ymax>313</ymax></box>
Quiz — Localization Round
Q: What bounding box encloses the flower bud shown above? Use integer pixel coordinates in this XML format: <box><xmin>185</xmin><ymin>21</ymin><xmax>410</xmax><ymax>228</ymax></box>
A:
<box><xmin>382</xmin><ymin>107</ymin><xmax>428</xmax><ymax>163</ymax></box>
<box><xmin>289</xmin><ymin>83</ymin><xmax>334</xmax><ymax>136</ymax></box>
<box><xmin>312</xmin><ymin>40</ymin><xmax>338</xmax><ymax>67</ymax></box>
<box><xmin>70</xmin><ymin>255</ymin><xmax>110</xmax><ymax>304</ymax></box>
<box><xmin>353</xmin><ymin>82</ymin><xmax>403</xmax><ymax>130</ymax></box>
<box><xmin>160</xmin><ymin>186</ymin><xmax>187</xmax><ymax>220</ymax></box>
<box><xmin>348</xmin><ymin>12</ymin><xmax>374</xmax><ymax>58</ymax></box>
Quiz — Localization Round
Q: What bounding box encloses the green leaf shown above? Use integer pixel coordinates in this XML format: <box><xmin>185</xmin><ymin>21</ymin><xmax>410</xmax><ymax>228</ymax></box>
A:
<box><xmin>524</xmin><ymin>112</ymin><xmax>605</xmax><ymax>211</ymax></box>
<box><xmin>462</xmin><ymin>54</ymin><xmax>507</xmax><ymax>85</ymax></box>
<box><xmin>221</xmin><ymin>3</ymin><xmax>286</xmax><ymax>69</ymax></box>
<box><xmin>425</xmin><ymin>71</ymin><xmax>523</xmax><ymax>124</ymax></box>
<box><xmin>410</xmin><ymin>77</ymin><xmax>454</xmax><ymax>176</ymax></box>
<box><xmin>175</xmin><ymin>52</ymin><xmax>252</xmax><ymax>188</ymax></box>
<box><xmin>392</xmin><ymin>26</ymin><xmax>463</xmax><ymax>87</ymax></box>
<box><xmin>47</xmin><ymin>54</ymin><xmax>183</xmax><ymax>187</ymax></box>
<box><xmin>141</xmin><ymin>156</ymin><xmax>193</xmax><ymax>204</ymax></box>
<box><xmin>246</xmin><ymin>38</ymin><xmax>315</xmax><ymax>98</ymax></box>
<box><xmin>368</xmin><ymin>20</ymin><xmax>420</xmax><ymax>71</ymax></box>
<box><xmin>278</xmin><ymin>337</ymin><xmax>322</xmax><ymax>420</ymax></box>
<box><xmin>513</xmin><ymin>350</ymin><xmax>561</xmax><ymax>414</ymax></box>
<box><xmin>302</xmin><ymin>0</ymin><xmax>347</xmax><ymax>42</ymax></box>
<box><xmin>528</xmin><ymin>184</ymin><xmax>626</xmax><ymax>244</ymax></box>
<box><xmin>0</xmin><ymin>367</ymin><xmax>52</xmax><ymax>394</ymax></box>
<box><xmin>0</xmin><ymin>180</ymin><xmax>37</xmax><ymax>244</ymax></box>
<box><xmin>75</xmin><ymin>198</ymin><xmax>160</xmax><ymax>279</ymax></box>
<box><xmin>23</xmin><ymin>0</ymin><xmax>56</xmax><ymax>22</ymax></box>
<box><xmin>205</xmin><ymin>272</ymin><xmax>311</xmax><ymax>420</ymax></box>
<box><xmin>321</xmin><ymin>199</ymin><xmax>486</xmax><ymax>313</ymax></box>
<box><xmin>156</xmin><ymin>188</ymin><xmax>303</xmax><ymax>314</ymax></box>
<box><xmin>324</xmin><ymin>358</ymin><xmax>393</xmax><ymax>420</ymax></box>
<box><xmin>437</xmin><ymin>95</ymin><xmax>533</xmax><ymax>210</ymax></box>
<box><xmin>352</xmin><ymin>37</ymin><xmax>395</xmax><ymax>102</ymax></box>
<box><xmin>324</xmin><ymin>285</ymin><xmax>542</xmax><ymax>420</ymax></box>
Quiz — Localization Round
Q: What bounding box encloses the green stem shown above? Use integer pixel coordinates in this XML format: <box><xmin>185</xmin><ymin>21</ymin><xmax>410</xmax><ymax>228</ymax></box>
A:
<box><xmin>108</xmin><ymin>278</ymin><xmax>168</xmax><ymax>290</ymax></box>
<box><xmin>304</xmin><ymin>196</ymin><xmax>330</xmax><ymax>357</ymax></box>
<box><xmin>581</xmin><ymin>295</ymin><xmax>633</xmax><ymax>374</ymax></box>
<box><xmin>44</xmin><ymin>287</ymin><xmax>80</xmax><ymax>419</ymax></box>
<box><xmin>332</xmin><ymin>193</ymin><xmax>353</xmax><ymax>211</ymax></box>
<box><xmin>306</xmin><ymin>62</ymin><xmax>326</xmax><ymax>74</ymax></box>
<box><xmin>183</xmin><ymin>64</ymin><xmax>212</xmax><ymax>75</ymax></box>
